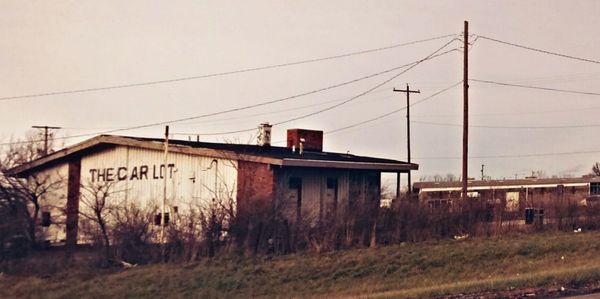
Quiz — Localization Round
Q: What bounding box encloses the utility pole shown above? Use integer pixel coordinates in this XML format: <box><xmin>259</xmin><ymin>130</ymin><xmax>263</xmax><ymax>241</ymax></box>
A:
<box><xmin>160</xmin><ymin>125</ymin><xmax>169</xmax><ymax>249</ymax></box>
<box><xmin>31</xmin><ymin>125</ymin><xmax>61</xmax><ymax>156</ymax></box>
<box><xmin>394</xmin><ymin>84</ymin><xmax>420</xmax><ymax>196</ymax></box>
<box><xmin>481</xmin><ymin>164</ymin><xmax>485</xmax><ymax>180</ymax></box>
<box><xmin>462</xmin><ymin>20</ymin><xmax>469</xmax><ymax>201</ymax></box>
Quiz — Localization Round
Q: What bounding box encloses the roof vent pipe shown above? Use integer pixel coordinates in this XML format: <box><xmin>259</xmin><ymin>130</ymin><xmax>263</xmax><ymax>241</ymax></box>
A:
<box><xmin>257</xmin><ymin>123</ymin><xmax>272</xmax><ymax>147</ymax></box>
<box><xmin>299</xmin><ymin>138</ymin><xmax>305</xmax><ymax>155</ymax></box>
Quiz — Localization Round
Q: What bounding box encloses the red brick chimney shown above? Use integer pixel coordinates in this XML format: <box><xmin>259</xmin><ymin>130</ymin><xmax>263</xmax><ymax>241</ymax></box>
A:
<box><xmin>287</xmin><ymin>129</ymin><xmax>323</xmax><ymax>152</ymax></box>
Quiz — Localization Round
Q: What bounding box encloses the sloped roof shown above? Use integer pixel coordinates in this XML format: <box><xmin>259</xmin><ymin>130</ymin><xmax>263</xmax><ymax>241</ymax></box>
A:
<box><xmin>9</xmin><ymin>135</ymin><xmax>418</xmax><ymax>176</ymax></box>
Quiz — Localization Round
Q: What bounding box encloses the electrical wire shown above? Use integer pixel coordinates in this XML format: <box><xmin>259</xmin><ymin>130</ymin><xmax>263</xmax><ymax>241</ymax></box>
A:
<box><xmin>0</xmin><ymin>43</ymin><xmax>459</xmax><ymax>147</ymax></box>
<box><xmin>413</xmin><ymin>105</ymin><xmax>600</xmax><ymax>118</ymax></box>
<box><xmin>476</xmin><ymin>35</ymin><xmax>600</xmax><ymax>65</ymax></box>
<box><xmin>270</xmin><ymin>39</ymin><xmax>458</xmax><ymax>127</ymax></box>
<box><xmin>324</xmin><ymin>81</ymin><xmax>462</xmax><ymax>135</ymax></box>
<box><xmin>415</xmin><ymin>149</ymin><xmax>600</xmax><ymax>160</ymax></box>
<box><xmin>169</xmin><ymin>91</ymin><xmax>395</xmax><ymax>134</ymax></box>
<box><xmin>0</xmin><ymin>34</ymin><xmax>456</xmax><ymax>102</ymax></box>
<box><xmin>149</xmin><ymin>39</ymin><xmax>459</xmax><ymax>138</ymax></box>
<box><xmin>471</xmin><ymin>79</ymin><xmax>600</xmax><ymax>96</ymax></box>
<box><xmin>412</xmin><ymin>120</ymin><xmax>600</xmax><ymax>129</ymax></box>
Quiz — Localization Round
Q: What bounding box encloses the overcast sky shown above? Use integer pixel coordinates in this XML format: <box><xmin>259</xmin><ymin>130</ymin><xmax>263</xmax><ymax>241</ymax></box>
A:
<box><xmin>2</xmin><ymin>1</ymin><xmax>600</xmax><ymax>183</ymax></box>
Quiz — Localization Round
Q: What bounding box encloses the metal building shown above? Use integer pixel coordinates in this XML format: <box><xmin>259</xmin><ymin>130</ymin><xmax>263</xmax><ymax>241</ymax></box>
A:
<box><xmin>8</xmin><ymin>128</ymin><xmax>417</xmax><ymax>246</ymax></box>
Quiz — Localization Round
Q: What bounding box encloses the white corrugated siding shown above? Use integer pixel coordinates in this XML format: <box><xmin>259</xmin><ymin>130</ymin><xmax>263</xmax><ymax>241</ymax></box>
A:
<box><xmin>80</xmin><ymin>145</ymin><xmax>238</xmax><ymax>213</ymax></box>
<box><xmin>35</xmin><ymin>162</ymin><xmax>68</xmax><ymax>243</ymax></box>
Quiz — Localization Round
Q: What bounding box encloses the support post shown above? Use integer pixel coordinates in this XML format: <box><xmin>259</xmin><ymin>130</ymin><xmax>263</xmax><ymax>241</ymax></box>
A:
<box><xmin>462</xmin><ymin>21</ymin><xmax>469</xmax><ymax>201</ymax></box>
<box><xmin>396</xmin><ymin>172</ymin><xmax>401</xmax><ymax>199</ymax></box>
<box><xmin>161</xmin><ymin>126</ymin><xmax>169</xmax><ymax>248</ymax></box>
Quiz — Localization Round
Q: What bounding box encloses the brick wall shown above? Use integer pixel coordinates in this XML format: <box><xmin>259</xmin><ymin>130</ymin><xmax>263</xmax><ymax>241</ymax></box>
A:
<box><xmin>286</xmin><ymin>129</ymin><xmax>323</xmax><ymax>152</ymax></box>
<box><xmin>66</xmin><ymin>159</ymin><xmax>81</xmax><ymax>247</ymax></box>
<box><xmin>236</xmin><ymin>161</ymin><xmax>275</xmax><ymax>212</ymax></box>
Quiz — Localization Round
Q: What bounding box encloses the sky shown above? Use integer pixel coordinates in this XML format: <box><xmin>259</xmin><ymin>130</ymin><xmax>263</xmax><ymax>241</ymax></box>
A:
<box><xmin>1</xmin><ymin>1</ymin><xmax>600</xmax><ymax>184</ymax></box>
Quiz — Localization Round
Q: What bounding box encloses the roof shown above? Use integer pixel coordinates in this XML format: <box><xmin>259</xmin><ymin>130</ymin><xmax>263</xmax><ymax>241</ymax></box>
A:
<box><xmin>8</xmin><ymin>135</ymin><xmax>418</xmax><ymax>176</ymax></box>
<box><xmin>414</xmin><ymin>177</ymin><xmax>600</xmax><ymax>191</ymax></box>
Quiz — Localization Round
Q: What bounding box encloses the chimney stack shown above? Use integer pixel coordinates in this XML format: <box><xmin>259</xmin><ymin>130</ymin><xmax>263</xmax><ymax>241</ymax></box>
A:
<box><xmin>257</xmin><ymin>123</ymin><xmax>272</xmax><ymax>146</ymax></box>
<box><xmin>287</xmin><ymin>129</ymin><xmax>323</xmax><ymax>152</ymax></box>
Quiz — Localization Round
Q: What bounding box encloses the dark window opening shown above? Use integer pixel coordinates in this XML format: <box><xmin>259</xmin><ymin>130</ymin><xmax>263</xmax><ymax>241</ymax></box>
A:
<box><xmin>154</xmin><ymin>213</ymin><xmax>170</xmax><ymax>225</ymax></box>
<box><xmin>288</xmin><ymin>177</ymin><xmax>302</xmax><ymax>223</ymax></box>
<box><xmin>289</xmin><ymin>177</ymin><xmax>302</xmax><ymax>189</ymax></box>
<box><xmin>41</xmin><ymin>212</ymin><xmax>51</xmax><ymax>227</ymax></box>
<box><xmin>591</xmin><ymin>182</ymin><xmax>600</xmax><ymax>195</ymax></box>
<box><xmin>326</xmin><ymin>178</ymin><xmax>339</xmax><ymax>217</ymax></box>
<box><xmin>326</xmin><ymin>178</ymin><xmax>338</xmax><ymax>189</ymax></box>
<box><xmin>557</xmin><ymin>184</ymin><xmax>564</xmax><ymax>197</ymax></box>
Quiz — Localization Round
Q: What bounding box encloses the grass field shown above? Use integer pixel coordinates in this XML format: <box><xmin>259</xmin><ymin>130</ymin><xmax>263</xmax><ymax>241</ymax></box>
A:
<box><xmin>2</xmin><ymin>231</ymin><xmax>600</xmax><ymax>298</ymax></box>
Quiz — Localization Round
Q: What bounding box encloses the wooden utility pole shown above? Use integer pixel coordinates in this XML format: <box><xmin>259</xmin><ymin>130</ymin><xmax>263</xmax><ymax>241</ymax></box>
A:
<box><xmin>160</xmin><ymin>125</ymin><xmax>169</xmax><ymax>247</ymax></box>
<box><xmin>394</xmin><ymin>84</ymin><xmax>420</xmax><ymax>196</ymax></box>
<box><xmin>462</xmin><ymin>21</ymin><xmax>469</xmax><ymax>200</ymax></box>
<box><xmin>31</xmin><ymin>125</ymin><xmax>61</xmax><ymax>156</ymax></box>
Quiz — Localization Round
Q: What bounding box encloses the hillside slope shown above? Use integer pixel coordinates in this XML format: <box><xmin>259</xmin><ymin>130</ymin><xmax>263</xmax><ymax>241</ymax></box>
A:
<box><xmin>2</xmin><ymin>232</ymin><xmax>600</xmax><ymax>298</ymax></box>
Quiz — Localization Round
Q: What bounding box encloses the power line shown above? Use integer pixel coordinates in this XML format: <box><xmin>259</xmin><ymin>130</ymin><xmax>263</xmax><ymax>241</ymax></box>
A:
<box><xmin>471</xmin><ymin>79</ymin><xmax>600</xmax><ymax>96</ymax></box>
<box><xmin>412</xmin><ymin>120</ymin><xmax>600</xmax><ymax>129</ymax></box>
<box><xmin>145</xmin><ymin>39</ymin><xmax>459</xmax><ymax>139</ymax></box>
<box><xmin>0</xmin><ymin>41</ymin><xmax>459</xmax><ymax>147</ymax></box>
<box><xmin>0</xmin><ymin>34</ymin><xmax>456</xmax><ymax>102</ymax></box>
<box><xmin>413</xmin><ymin>105</ymin><xmax>600</xmax><ymax>118</ymax></box>
<box><xmin>65</xmin><ymin>82</ymin><xmax>394</xmax><ymax>131</ymax></box>
<box><xmin>415</xmin><ymin>149</ymin><xmax>600</xmax><ymax>160</ymax></box>
<box><xmin>325</xmin><ymin>81</ymin><xmax>462</xmax><ymax>135</ymax></box>
<box><xmin>477</xmin><ymin>35</ymin><xmax>600</xmax><ymax>65</ymax></box>
<box><xmin>169</xmin><ymin>92</ymin><xmax>396</xmax><ymax>134</ymax></box>
<box><xmin>271</xmin><ymin>39</ymin><xmax>458</xmax><ymax>127</ymax></box>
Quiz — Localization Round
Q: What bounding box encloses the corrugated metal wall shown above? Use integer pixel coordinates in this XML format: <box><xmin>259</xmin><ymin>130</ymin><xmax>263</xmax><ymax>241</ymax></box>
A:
<box><xmin>35</xmin><ymin>162</ymin><xmax>68</xmax><ymax>243</ymax></box>
<box><xmin>79</xmin><ymin>145</ymin><xmax>238</xmax><ymax>213</ymax></box>
<box><xmin>277</xmin><ymin>167</ymin><xmax>352</xmax><ymax>223</ymax></box>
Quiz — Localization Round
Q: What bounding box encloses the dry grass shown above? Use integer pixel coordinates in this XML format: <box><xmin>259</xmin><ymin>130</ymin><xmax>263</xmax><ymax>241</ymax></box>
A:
<box><xmin>2</xmin><ymin>231</ymin><xmax>600</xmax><ymax>298</ymax></box>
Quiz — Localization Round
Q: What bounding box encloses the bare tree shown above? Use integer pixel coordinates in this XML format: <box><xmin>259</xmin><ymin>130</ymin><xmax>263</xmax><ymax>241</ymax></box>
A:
<box><xmin>0</xmin><ymin>132</ymin><xmax>65</xmax><ymax>247</ymax></box>
<box><xmin>79</xmin><ymin>181</ymin><xmax>125</xmax><ymax>261</ymax></box>
<box><xmin>592</xmin><ymin>162</ymin><xmax>600</xmax><ymax>176</ymax></box>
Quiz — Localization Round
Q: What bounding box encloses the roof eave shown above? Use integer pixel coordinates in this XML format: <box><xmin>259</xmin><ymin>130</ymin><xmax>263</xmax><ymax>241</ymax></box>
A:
<box><xmin>7</xmin><ymin>135</ymin><xmax>284</xmax><ymax>177</ymax></box>
<box><xmin>281</xmin><ymin>158</ymin><xmax>417</xmax><ymax>172</ymax></box>
<box><xmin>7</xmin><ymin>135</ymin><xmax>108</xmax><ymax>177</ymax></box>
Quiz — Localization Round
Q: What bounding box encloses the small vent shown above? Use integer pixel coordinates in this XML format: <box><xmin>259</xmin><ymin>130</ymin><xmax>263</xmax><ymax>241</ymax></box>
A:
<box><xmin>257</xmin><ymin>123</ymin><xmax>272</xmax><ymax>146</ymax></box>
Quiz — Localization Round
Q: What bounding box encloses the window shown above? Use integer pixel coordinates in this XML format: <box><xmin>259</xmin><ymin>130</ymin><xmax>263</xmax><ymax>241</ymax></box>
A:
<box><xmin>467</xmin><ymin>191</ymin><xmax>480</xmax><ymax>198</ymax></box>
<box><xmin>41</xmin><ymin>212</ymin><xmax>51</xmax><ymax>227</ymax></box>
<box><xmin>557</xmin><ymin>185</ymin><xmax>564</xmax><ymax>197</ymax></box>
<box><xmin>154</xmin><ymin>213</ymin><xmax>170</xmax><ymax>225</ymax></box>
<box><xmin>506</xmin><ymin>192</ymin><xmax>519</xmax><ymax>211</ymax></box>
<box><xmin>591</xmin><ymin>182</ymin><xmax>600</xmax><ymax>195</ymax></box>
<box><xmin>326</xmin><ymin>178</ymin><xmax>338</xmax><ymax>189</ymax></box>
<box><xmin>289</xmin><ymin>177</ymin><xmax>302</xmax><ymax>189</ymax></box>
